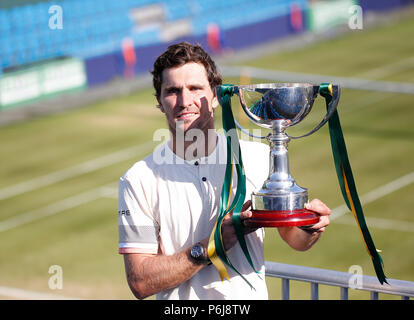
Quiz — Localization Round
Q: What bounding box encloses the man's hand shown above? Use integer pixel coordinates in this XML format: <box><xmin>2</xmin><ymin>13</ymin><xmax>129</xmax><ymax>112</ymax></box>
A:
<box><xmin>278</xmin><ymin>198</ymin><xmax>331</xmax><ymax>251</ymax></box>
<box><xmin>300</xmin><ymin>198</ymin><xmax>331</xmax><ymax>234</ymax></box>
<box><xmin>221</xmin><ymin>200</ymin><xmax>258</xmax><ymax>251</ymax></box>
<box><xmin>220</xmin><ymin>198</ymin><xmax>331</xmax><ymax>253</ymax></box>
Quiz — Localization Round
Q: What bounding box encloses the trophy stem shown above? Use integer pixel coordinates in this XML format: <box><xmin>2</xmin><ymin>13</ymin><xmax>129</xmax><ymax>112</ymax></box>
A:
<box><xmin>267</xmin><ymin>121</ymin><xmax>295</xmax><ymax>190</ymax></box>
<box><xmin>248</xmin><ymin>120</ymin><xmax>320</xmax><ymax>228</ymax></box>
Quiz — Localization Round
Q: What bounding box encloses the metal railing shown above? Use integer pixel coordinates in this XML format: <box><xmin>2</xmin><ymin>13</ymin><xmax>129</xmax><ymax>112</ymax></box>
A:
<box><xmin>264</xmin><ymin>261</ymin><xmax>414</xmax><ymax>300</ymax></box>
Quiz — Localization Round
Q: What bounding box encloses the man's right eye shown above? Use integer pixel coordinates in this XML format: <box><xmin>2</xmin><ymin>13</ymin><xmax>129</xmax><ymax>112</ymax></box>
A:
<box><xmin>167</xmin><ymin>88</ymin><xmax>180</xmax><ymax>94</ymax></box>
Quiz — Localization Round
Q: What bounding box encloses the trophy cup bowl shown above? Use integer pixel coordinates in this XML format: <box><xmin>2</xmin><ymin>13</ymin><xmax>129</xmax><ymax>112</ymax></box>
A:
<box><xmin>230</xmin><ymin>83</ymin><xmax>340</xmax><ymax>228</ymax></box>
<box><xmin>238</xmin><ymin>83</ymin><xmax>318</xmax><ymax>129</ymax></box>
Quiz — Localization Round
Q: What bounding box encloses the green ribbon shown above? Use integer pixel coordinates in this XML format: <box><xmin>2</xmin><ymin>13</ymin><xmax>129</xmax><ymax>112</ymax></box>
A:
<box><xmin>320</xmin><ymin>83</ymin><xmax>387</xmax><ymax>285</ymax></box>
<box><xmin>212</xmin><ymin>84</ymin><xmax>261</xmax><ymax>289</ymax></box>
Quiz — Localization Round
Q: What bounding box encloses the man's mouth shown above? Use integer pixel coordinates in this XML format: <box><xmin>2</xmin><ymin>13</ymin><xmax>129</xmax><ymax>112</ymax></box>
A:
<box><xmin>176</xmin><ymin>112</ymin><xmax>199</xmax><ymax>120</ymax></box>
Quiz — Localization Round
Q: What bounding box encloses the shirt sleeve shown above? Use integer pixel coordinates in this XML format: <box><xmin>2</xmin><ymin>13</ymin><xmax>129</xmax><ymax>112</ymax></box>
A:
<box><xmin>118</xmin><ymin>174</ymin><xmax>159</xmax><ymax>255</ymax></box>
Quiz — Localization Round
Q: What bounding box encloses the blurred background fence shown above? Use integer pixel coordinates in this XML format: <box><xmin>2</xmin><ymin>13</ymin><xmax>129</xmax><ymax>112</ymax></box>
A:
<box><xmin>1</xmin><ymin>0</ymin><xmax>413</xmax><ymax>115</ymax></box>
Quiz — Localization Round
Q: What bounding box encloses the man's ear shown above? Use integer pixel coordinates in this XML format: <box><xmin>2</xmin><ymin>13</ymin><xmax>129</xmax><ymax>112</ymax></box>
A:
<box><xmin>157</xmin><ymin>98</ymin><xmax>165</xmax><ymax>113</ymax></box>
<box><xmin>212</xmin><ymin>95</ymin><xmax>219</xmax><ymax>110</ymax></box>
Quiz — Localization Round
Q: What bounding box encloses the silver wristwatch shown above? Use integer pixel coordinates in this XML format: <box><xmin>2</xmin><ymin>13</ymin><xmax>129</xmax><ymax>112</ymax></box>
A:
<box><xmin>190</xmin><ymin>243</ymin><xmax>211</xmax><ymax>264</ymax></box>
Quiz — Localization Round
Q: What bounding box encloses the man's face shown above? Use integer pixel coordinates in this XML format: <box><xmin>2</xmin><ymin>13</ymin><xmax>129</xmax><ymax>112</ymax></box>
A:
<box><xmin>157</xmin><ymin>62</ymin><xmax>218</xmax><ymax>137</ymax></box>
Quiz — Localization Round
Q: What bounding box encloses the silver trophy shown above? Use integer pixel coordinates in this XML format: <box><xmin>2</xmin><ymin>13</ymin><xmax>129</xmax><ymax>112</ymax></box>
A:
<box><xmin>228</xmin><ymin>83</ymin><xmax>340</xmax><ymax>227</ymax></box>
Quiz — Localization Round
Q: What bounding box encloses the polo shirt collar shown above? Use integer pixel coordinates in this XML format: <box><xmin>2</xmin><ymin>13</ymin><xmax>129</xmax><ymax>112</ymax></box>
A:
<box><xmin>165</xmin><ymin>133</ymin><xmax>223</xmax><ymax>166</ymax></box>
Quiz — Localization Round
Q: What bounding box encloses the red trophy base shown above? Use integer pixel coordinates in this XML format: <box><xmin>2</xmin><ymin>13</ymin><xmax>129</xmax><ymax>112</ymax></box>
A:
<box><xmin>244</xmin><ymin>208</ymin><xmax>320</xmax><ymax>228</ymax></box>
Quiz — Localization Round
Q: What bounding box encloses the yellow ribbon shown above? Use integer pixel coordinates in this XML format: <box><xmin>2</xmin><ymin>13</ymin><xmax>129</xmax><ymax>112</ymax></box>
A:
<box><xmin>341</xmin><ymin>166</ymin><xmax>370</xmax><ymax>256</ymax></box>
<box><xmin>207</xmin><ymin>166</ymin><xmax>234</xmax><ymax>281</ymax></box>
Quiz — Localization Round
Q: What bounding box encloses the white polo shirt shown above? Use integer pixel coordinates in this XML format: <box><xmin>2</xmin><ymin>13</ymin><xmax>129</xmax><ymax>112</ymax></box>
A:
<box><xmin>118</xmin><ymin>133</ymin><xmax>269</xmax><ymax>300</ymax></box>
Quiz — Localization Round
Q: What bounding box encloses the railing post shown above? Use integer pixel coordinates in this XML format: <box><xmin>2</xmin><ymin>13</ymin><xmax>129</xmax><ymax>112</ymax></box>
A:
<box><xmin>282</xmin><ymin>278</ymin><xmax>290</xmax><ymax>300</ymax></box>
<box><xmin>340</xmin><ymin>287</ymin><xmax>349</xmax><ymax>300</ymax></box>
<box><xmin>311</xmin><ymin>283</ymin><xmax>319</xmax><ymax>300</ymax></box>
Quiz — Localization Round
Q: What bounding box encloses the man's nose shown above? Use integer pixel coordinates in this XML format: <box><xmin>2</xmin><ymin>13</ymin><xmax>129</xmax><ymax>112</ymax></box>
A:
<box><xmin>178</xmin><ymin>89</ymin><xmax>193</xmax><ymax>107</ymax></box>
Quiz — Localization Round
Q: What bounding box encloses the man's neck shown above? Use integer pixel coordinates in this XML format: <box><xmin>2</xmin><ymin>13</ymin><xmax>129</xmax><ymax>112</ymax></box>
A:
<box><xmin>170</xmin><ymin>129</ymin><xmax>218</xmax><ymax>161</ymax></box>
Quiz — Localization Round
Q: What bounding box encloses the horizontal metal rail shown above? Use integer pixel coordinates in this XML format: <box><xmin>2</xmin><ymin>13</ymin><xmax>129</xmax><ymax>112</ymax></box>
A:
<box><xmin>265</xmin><ymin>261</ymin><xmax>414</xmax><ymax>300</ymax></box>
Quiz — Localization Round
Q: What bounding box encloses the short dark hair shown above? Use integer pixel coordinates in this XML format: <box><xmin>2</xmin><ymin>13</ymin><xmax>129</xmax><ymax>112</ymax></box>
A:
<box><xmin>151</xmin><ymin>42</ymin><xmax>222</xmax><ymax>99</ymax></box>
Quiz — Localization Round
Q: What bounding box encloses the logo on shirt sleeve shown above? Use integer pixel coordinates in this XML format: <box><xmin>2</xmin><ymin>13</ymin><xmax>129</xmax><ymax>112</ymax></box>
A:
<box><xmin>118</xmin><ymin>209</ymin><xmax>130</xmax><ymax>216</ymax></box>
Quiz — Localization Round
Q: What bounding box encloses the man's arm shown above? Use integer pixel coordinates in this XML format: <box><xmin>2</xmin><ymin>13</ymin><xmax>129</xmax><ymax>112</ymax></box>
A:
<box><xmin>123</xmin><ymin>238</ymin><xmax>210</xmax><ymax>300</ymax></box>
<box><xmin>277</xmin><ymin>198</ymin><xmax>331</xmax><ymax>251</ymax></box>
<box><xmin>123</xmin><ymin>202</ymin><xmax>254</xmax><ymax>299</ymax></box>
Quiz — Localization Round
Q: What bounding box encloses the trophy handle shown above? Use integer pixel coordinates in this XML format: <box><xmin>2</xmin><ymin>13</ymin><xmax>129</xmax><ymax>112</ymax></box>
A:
<box><xmin>217</xmin><ymin>86</ymin><xmax>268</xmax><ymax>139</ymax></box>
<box><xmin>287</xmin><ymin>84</ymin><xmax>341</xmax><ymax>139</ymax></box>
<box><xmin>234</xmin><ymin>118</ymin><xmax>268</xmax><ymax>139</ymax></box>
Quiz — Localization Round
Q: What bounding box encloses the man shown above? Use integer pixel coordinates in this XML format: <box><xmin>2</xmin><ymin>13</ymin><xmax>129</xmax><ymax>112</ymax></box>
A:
<box><xmin>118</xmin><ymin>42</ymin><xmax>331</xmax><ymax>300</ymax></box>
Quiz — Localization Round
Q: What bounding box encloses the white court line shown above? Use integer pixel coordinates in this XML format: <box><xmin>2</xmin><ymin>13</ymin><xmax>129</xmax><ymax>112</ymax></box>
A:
<box><xmin>335</xmin><ymin>215</ymin><xmax>414</xmax><ymax>233</ymax></box>
<box><xmin>0</xmin><ymin>183</ymin><xmax>117</xmax><ymax>233</ymax></box>
<box><xmin>330</xmin><ymin>170</ymin><xmax>414</xmax><ymax>220</ymax></box>
<box><xmin>0</xmin><ymin>141</ymin><xmax>154</xmax><ymax>201</ymax></box>
<box><xmin>0</xmin><ymin>286</ymin><xmax>80</xmax><ymax>300</ymax></box>
<box><xmin>331</xmin><ymin>171</ymin><xmax>414</xmax><ymax>232</ymax></box>
<box><xmin>356</xmin><ymin>56</ymin><xmax>414</xmax><ymax>80</ymax></box>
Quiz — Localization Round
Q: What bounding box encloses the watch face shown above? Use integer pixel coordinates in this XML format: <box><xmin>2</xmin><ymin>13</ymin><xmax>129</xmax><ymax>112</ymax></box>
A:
<box><xmin>191</xmin><ymin>245</ymin><xmax>203</xmax><ymax>259</ymax></box>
